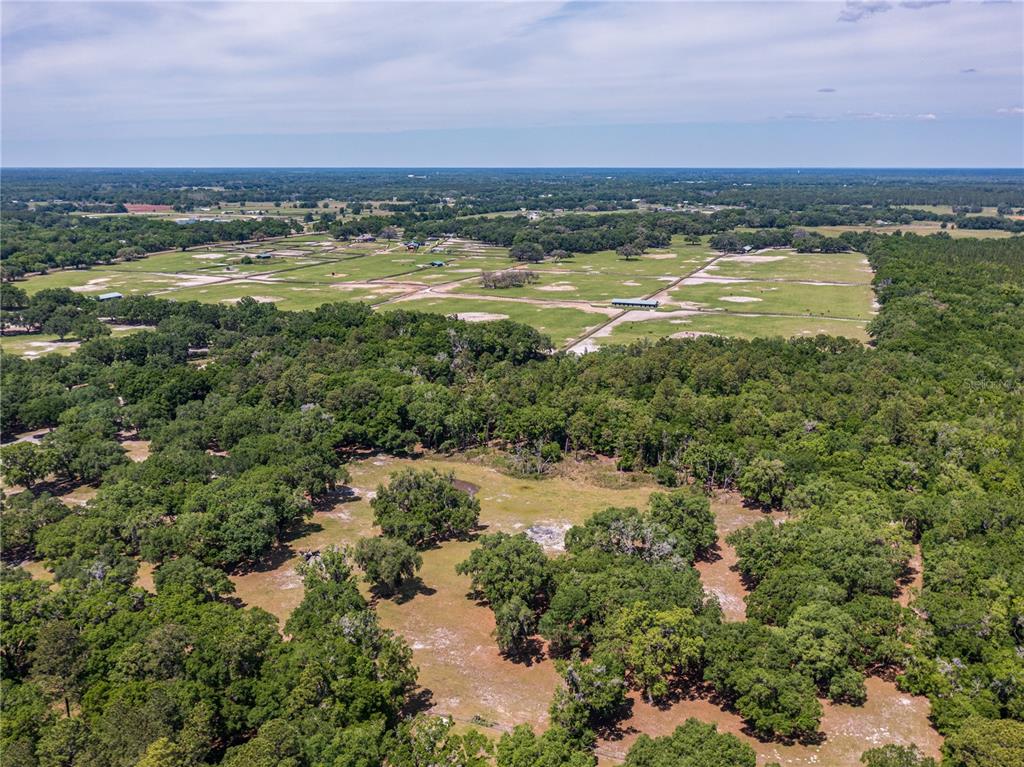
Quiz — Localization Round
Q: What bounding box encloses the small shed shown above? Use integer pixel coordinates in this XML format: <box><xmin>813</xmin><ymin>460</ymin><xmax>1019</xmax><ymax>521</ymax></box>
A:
<box><xmin>97</xmin><ymin>292</ymin><xmax>124</xmax><ymax>301</ymax></box>
<box><xmin>429</xmin><ymin>260</ymin><xmax>446</xmax><ymax>267</ymax></box>
<box><xmin>611</xmin><ymin>298</ymin><xmax>659</xmax><ymax>309</ymax></box>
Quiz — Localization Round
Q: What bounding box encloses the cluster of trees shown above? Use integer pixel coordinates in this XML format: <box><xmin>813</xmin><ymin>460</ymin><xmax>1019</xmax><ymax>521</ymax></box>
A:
<box><xmin>1</xmin><ymin>287</ymin><xmax>112</xmax><ymax>340</ymax></box>
<box><xmin>0</xmin><ymin>531</ymin><xmax>435</xmax><ymax>766</ymax></box>
<box><xmin>407</xmin><ymin>211</ymin><xmax>698</xmax><ymax>257</ymax></box>
<box><xmin>480</xmin><ymin>269</ymin><xmax>538</xmax><ymax>289</ymax></box>
<box><xmin>370</xmin><ymin>469</ymin><xmax>480</xmax><ymax>547</ymax></box>
<box><xmin>2</xmin><ymin>229</ymin><xmax>1022</xmax><ymax>763</ymax></box>
<box><xmin>1</xmin><ymin>209</ymin><xmax>297</xmax><ymax>279</ymax></box>
<box><xmin>710</xmin><ymin>227</ymin><xmax>853</xmax><ymax>254</ymax></box>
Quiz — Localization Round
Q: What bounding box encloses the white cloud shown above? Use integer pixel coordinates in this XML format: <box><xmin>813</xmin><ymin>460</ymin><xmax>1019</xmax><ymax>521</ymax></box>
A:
<box><xmin>1</xmin><ymin>1</ymin><xmax>1021</xmax><ymax>144</ymax></box>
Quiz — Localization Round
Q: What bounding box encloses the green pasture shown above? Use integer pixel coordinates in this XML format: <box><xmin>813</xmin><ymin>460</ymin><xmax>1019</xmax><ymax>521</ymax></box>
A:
<box><xmin>379</xmin><ymin>296</ymin><xmax>607</xmax><ymax>347</ymax></box>
<box><xmin>670</xmin><ymin>279</ymin><xmax>876</xmax><ymax>320</ymax></box>
<box><xmin>596</xmin><ymin>312</ymin><xmax>870</xmax><ymax>347</ymax></box>
<box><xmin>1</xmin><ymin>325</ymin><xmax>153</xmax><ymax>357</ymax></box>
<box><xmin>451</xmin><ymin>269</ymin><xmax>673</xmax><ymax>303</ymax></box>
<box><xmin>705</xmin><ymin>251</ymin><xmax>872</xmax><ymax>284</ymax></box>
<box><xmin>18</xmin><ymin>268</ymin><xmax>199</xmax><ymax>296</ymax></box>
<box><xmin>162</xmin><ymin>281</ymin><xmax>409</xmax><ymax>311</ymax></box>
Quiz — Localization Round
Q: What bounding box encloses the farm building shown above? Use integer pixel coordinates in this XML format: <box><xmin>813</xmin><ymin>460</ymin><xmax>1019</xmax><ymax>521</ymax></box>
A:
<box><xmin>96</xmin><ymin>292</ymin><xmax>124</xmax><ymax>301</ymax></box>
<box><xmin>611</xmin><ymin>298</ymin><xmax>659</xmax><ymax>309</ymax></box>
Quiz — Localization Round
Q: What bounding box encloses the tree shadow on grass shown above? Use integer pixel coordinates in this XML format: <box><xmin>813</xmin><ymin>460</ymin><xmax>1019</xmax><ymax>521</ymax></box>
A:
<box><xmin>402</xmin><ymin>686</ymin><xmax>435</xmax><ymax>718</ymax></box>
<box><xmin>378</xmin><ymin>576</ymin><xmax>437</xmax><ymax>605</ymax></box>
<box><xmin>696</xmin><ymin>541</ymin><xmax>725</xmax><ymax>564</ymax></box>
<box><xmin>593</xmin><ymin>699</ymin><xmax>637</xmax><ymax>743</ymax></box>
<box><xmin>501</xmin><ymin>636</ymin><xmax>548</xmax><ymax>668</ymax></box>
<box><xmin>312</xmin><ymin>486</ymin><xmax>360</xmax><ymax>510</ymax></box>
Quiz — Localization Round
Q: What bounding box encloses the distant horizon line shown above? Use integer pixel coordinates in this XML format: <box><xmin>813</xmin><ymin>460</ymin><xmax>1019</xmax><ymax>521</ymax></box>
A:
<box><xmin>3</xmin><ymin>166</ymin><xmax>1022</xmax><ymax>172</ymax></box>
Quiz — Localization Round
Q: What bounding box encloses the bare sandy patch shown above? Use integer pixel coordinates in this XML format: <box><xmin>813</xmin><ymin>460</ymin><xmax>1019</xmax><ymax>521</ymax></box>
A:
<box><xmin>456</xmin><ymin>312</ymin><xmax>510</xmax><ymax>322</ymax></box>
<box><xmin>270</xmin><ymin>249</ymin><xmax>307</xmax><ymax>257</ymax></box>
<box><xmin>644</xmin><ymin>253</ymin><xmax>677</xmax><ymax>260</ymax></box>
<box><xmin>682</xmin><ymin>276</ymin><xmax>749</xmax><ymax>286</ymax></box>
<box><xmin>622</xmin><ymin>281</ymin><xmax>642</xmax><ymax>287</ymax></box>
<box><xmin>69</xmin><ymin>277</ymin><xmax>113</xmax><ymax>293</ymax></box>
<box><xmin>22</xmin><ymin>340</ymin><xmax>80</xmax><ymax>357</ymax></box>
<box><xmin>721</xmin><ymin>254</ymin><xmax>788</xmax><ymax>263</ymax></box>
<box><xmin>191</xmin><ymin>253</ymin><xmax>226</xmax><ymax>260</ymax></box>
<box><xmin>720</xmin><ymin>296</ymin><xmax>762</xmax><ymax>303</ymax></box>
<box><xmin>536</xmin><ymin>284</ymin><xmax>577</xmax><ymax>292</ymax></box>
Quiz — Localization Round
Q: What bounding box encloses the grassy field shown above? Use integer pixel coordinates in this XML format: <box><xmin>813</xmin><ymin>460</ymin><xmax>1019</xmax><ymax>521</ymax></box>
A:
<box><xmin>452</xmin><ymin>270</ymin><xmax>676</xmax><ymax>303</ymax></box>
<box><xmin>594</xmin><ymin>312</ymin><xmax>870</xmax><ymax>346</ymax></box>
<box><xmin>1</xmin><ymin>325</ymin><xmax>155</xmax><ymax>357</ymax></box>
<box><xmin>166</xmin><ymin>281</ymin><xmax>412</xmax><ymax>310</ymax></box>
<box><xmin>9</xmin><ymin>234</ymin><xmax>878</xmax><ymax>349</ymax></box>
<box><xmin>670</xmin><ymin>279</ymin><xmax>877</xmax><ymax>320</ymax></box>
<box><xmin>380</xmin><ymin>296</ymin><xmax>609</xmax><ymax>347</ymax></box>
<box><xmin>705</xmin><ymin>251</ymin><xmax>872</xmax><ymax>283</ymax></box>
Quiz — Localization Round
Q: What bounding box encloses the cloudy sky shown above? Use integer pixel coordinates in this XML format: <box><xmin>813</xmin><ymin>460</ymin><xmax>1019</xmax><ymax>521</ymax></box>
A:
<box><xmin>2</xmin><ymin>0</ymin><xmax>1022</xmax><ymax>166</ymax></box>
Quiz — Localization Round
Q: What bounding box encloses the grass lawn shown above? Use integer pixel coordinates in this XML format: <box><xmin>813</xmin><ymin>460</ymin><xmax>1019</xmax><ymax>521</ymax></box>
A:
<box><xmin>381</xmin><ymin>296</ymin><xmax>608</xmax><ymax>347</ymax></box>
<box><xmin>671</xmin><ymin>279</ymin><xmax>876</xmax><ymax>320</ymax></box>
<box><xmin>1</xmin><ymin>325</ymin><xmax>153</xmax><ymax>357</ymax></box>
<box><xmin>705</xmin><ymin>251</ymin><xmax>873</xmax><ymax>284</ymax></box>
<box><xmin>271</xmin><ymin>253</ymin><xmax>444</xmax><ymax>283</ymax></box>
<box><xmin>532</xmin><ymin>245</ymin><xmax>717</xmax><ymax>279</ymax></box>
<box><xmin>597</xmin><ymin>312</ymin><xmax>870</xmax><ymax>346</ymax></box>
<box><xmin>452</xmin><ymin>270</ymin><xmax>673</xmax><ymax>303</ymax></box>
<box><xmin>18</xmin><ymin>268</ymin><xmax>206</xmax><ymax>296</ymax></box>
<box><xmin>164</xmin><ymin>281</ymin><xmax>409</xmax><ymax>310</ymax></box>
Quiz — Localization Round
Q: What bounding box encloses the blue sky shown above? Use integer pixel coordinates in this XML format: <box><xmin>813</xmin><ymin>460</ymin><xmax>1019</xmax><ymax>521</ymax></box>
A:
<box><xmin>2</xmin><ymin>1</ymin><xmax>1022</xmax><ymax>167</ymax></box>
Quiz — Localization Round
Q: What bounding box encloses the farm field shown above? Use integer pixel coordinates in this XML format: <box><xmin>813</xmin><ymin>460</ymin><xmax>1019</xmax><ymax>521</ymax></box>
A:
<box><xmin>669</xmin><ymin>279</ymin><xmax>877</xmax><ymax>320</ymax></box>
<box><xmin>380</xmin><ymin>296</ymin><xmax>610</xmax><ymax>348</ymax></box>
<box><xmin>590</xmin><ymin>313</ymin><xmax>870</xmax><ymax>347</ymax></box>
<box><xmin>451</xmin><ymin>270</ymin><xmax>676</xmax><ymax>303</ymax></box>
<box><xmin>227</xmin><ymin>453</ymin><xmax>942</xmax><ymax>767</ymax></box>
<box><xmin>165</xmin><ymin>281</ymin><xmax>413</xmax><ymax>310</ymax></box>
<box><xmin>704</xmin><ymin>251</ymin><xmax>872</xmax><ymax>283</ymax></box>
<box><xmin>7</xmin><ymin>234</ymin><xmax>877</xmax><ymax>349</ymax></box>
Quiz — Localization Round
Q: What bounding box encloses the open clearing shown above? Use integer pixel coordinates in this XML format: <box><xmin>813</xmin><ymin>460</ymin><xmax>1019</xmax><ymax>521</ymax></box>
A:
<box><xmin>592</xmin><ymin>313</ymin><xmax>870</xmax><ymax>347</ymax></box>
<box><xmin>0</xmin><ymin>325</ymin><xmax>154</xmax><ymax>358</ymax></box>
<box><xmin>9</xmin><ymin>234</ymin><xmax>877</xmax><ymax>349</ymax></box>
<box><xmin>228</xmin><ymin>453</ymin><xmax>941</xmax><ymax>766</ymax></box>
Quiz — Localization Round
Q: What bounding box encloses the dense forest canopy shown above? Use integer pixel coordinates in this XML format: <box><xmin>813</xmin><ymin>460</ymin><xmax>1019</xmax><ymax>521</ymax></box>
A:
<box><xmin>1</xmin><ymin>168</ymin><xmax>1023</xmax><ymax>766</ymax></box>
<box><xmin>4</xmin><ymin>168</ymin><xmax>1023</xmax><ymax>209</ymax></box>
